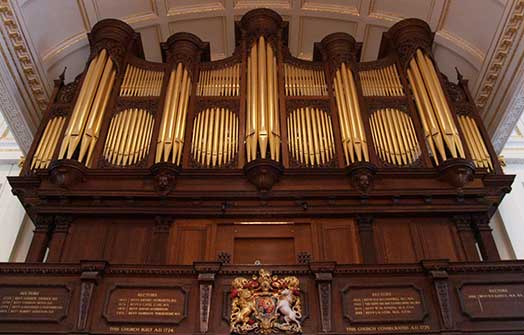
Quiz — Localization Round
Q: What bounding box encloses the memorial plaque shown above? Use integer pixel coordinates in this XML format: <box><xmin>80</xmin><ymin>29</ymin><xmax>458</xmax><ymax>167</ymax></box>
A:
<box><xmin>459</xmin><ymin>282</ymin><xmax>524</xmax><ymax>319</ymax></box>
<box><xmin>342</xmin><ymin>285</ymin><xmax>427</xmax><ymax>324</ymax></box>
<box><xmin>0</xmin><ymin>285</ymin><xmax>70</xmax><ymax>322</ymax></box>
<box><xmin>104</xmin><ymin>285</ymin><xmax>188</xmax><ymax>324</ymax></box>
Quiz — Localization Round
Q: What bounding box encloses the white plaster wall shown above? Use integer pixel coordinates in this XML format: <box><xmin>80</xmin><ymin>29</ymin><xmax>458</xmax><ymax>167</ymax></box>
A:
<box><xmin>494</xmin><ymin>163</ymin><xmax>524</xmax><ymax>259</ymax></box>
<box><xmin>0</xmin><ymin>163</ymin><xmax>29</xmax><ymax>262</ymax></box>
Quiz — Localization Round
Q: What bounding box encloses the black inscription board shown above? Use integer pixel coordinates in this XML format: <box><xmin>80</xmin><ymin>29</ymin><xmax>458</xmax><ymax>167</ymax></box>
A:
<box><xmin>0</xmin><ymin>286</ymin><xmax>70</xmax><ymax>322</ymax></box>
<box><xmin>104</xmin><ymin>286</ymin><xmax>188</xmax><ymax>324</ymax></box>
<box><xmin>459</xmin><ymin>282</ymin><xmax>524</xmax><ymax>320</ymax></box>
<box><xmin>343</xmin><ymin>285</ymin><xmax>426</xmax><ymax>323</ymax></box>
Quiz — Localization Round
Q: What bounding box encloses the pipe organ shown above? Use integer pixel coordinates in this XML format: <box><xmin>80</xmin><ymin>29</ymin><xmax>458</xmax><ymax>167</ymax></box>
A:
<box><xmin>359</xmin><ymin>64</ymin><xmax>404</xmax><ymax>96</ymax></box>
<box><xmin>120</xmin><ymin>64</ymin><xmax>164</xmax><ymax>97</ymax></box>
<box><xmin>246</xmin><ymin>36</ymin><xmax>280</xmax><ymax>162</ymax></box>
<box><xmin>103</xmin><ymin>108</ymin><xmax>154</xmax><ymax>167</ymax></box>
<box><xmin>284</xmin><ymin>63</ymin><xmax>327</xmax><ymax>96</ymax></box>
<box><xmin>333</xmin><ymin>62</ymin><xmax>369</xmax><ymax>165</ymax></box>
<box><xmin>197</xmin><ymin>63</ymin><xmax>240</xmax><ymax>96</ymax></box>
<box><xmin>407</xmin><ymin>49</ymin><xmax>465</xmax><ymax>165</ymax></box>
<box><xmin>191</xmin><ymin>107</ymin><xmax>238</xmax><ymax>167</ymax></box>
<box><xmin>287</xmin><ymin>107</ymin><xmax>335</xmax><ymax>167</ymax></box>
<box><xmin>370</xmin><ymin>108</ymin><xmax>421</xmax><ymax>166</ymax></box>
<box><xmin>6</xmin><ymin>10</ymin><xmax>519</xmax><ymax>335</ymax></box>
<box><xmin>59</xmin><ymin>49</ymin><xmax>116</xmax><ymax>166</ymax></box>
<box><xmin>156</xmin><ymin>62</ymin><xmax>192</xmax><ymax>164</ymax></box>
<box><xmin>30</xmin><ymin>115</ymin><xmax>66</xmax><ymax>170</ymax></box>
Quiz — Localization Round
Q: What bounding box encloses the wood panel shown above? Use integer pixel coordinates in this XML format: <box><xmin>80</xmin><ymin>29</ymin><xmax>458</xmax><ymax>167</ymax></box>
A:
<box><xmin>416</xmin><ymin>219</ymin><xmax>465</xmax><ymax>261</ymax></box>
<box><xmin>374</xmin><ymin>220</ymin><xmax>419</xmax><ymax>263</ymax></box>
<box><xmin>234</xmin><ymin>237</ymin><xmax>295</xmax><ymax>264</ymax></box>
<box><xmin>103</xmin><ymin>222</ymin><xmax>152</xmax><ymax>264</ymax></box>
<box><xmin>318</xmin><ymin>219</ymin><xmax>361</xmax><ymax>264</ymax></box>
<box><xmin>167</xmin><ymin>221</ymin><xmax>210</xmax><ymax>264</ymax></box>
<box><xmin>60</xmin><ymin>219</ymin><xmax>109</xmax><ymax>262</ymax></box>
<box><xmin>214</xmin><ymin>222</ymin><xmax>315</xmax><ymax>264</ymax></box>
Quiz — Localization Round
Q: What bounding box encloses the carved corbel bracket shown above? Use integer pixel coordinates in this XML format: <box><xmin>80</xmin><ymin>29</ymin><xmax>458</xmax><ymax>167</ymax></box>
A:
<box><xmin>150</xmin><ymin>163</ymin><xmax>180</xmax><ymax>196</ymax></box>
<box><xmin>421</xmin><ymin>260</ymin><xmax>452</xmax><ymax>330</ymax></box>
<box><xmin>346</xmin><ymin>162</ymin><xmax>378</xmax><ymax>194</ymax></box>
<box><xmin>194</xmin><ymin>261</ymin><xmax>221</xmax><ymax>333</ymax></box>
<box><xmin>310</xmin><ymin>262</ymin><xmax>336</xmax><ymax>332</ymax></box>
<box><xmin>48</xmin><ymin>159</ymin><xmax>87</xmax><ymax>189</ymax></box>
<box><xmin>438</xmin><ymin>158</ymin><xmax>475</xmax><ymax>189</ymax></box>
<box><xmin>78</xmin><ymin>261</ymin><xmax>107</xmax><ymax>331</ymax></box>
<box><xmin>243</xmin><ymin>159</ymin><xmax>283</xmax><ymax>194</ymax></box>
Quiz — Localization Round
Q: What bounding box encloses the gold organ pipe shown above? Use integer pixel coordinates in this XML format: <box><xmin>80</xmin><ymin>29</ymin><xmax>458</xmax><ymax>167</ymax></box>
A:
<box><xmin>60</xmin><ymin>49</ymin><xmax>117</xmax><ymax>164</ymax></box>
<box><xmin>102</xmin><ymin>109</ymin><xmax>154</xmax><ymax>166</ymax></box>
<box><xmin>164</xmin><ymin>63</ymin><xmax>183</xmax><ymax>162</ymax></box>
<box><xmin>104</xmin><ymin>112</ymin><xmax>119</xmax><ymax>161</ymax></box>
<box><xmin>369</xmin><ymin>109</ymin><xmax>421</xmax><ymax>166</ymax></box>
<box><xmin>409</xmin><ymin>58</ymin><xmax>445</xmax><ymax>162</ymax></box>
<box><xmin>267</xmin><ymin>44</ymin><xmax>276</xmax><ymax>160</ymax></box>
<box><xmin>249</xmin><ymin>45</ymin><xmax>258</xmax><ymax>161</ymax></box>
<box><xmin>246</xmin><ymin>55</ymin><xmax>253</xmax><ymax>162</ymax></box>
<box><xmin>258</xmin><ymin>36</ymin><xmax>268</xmax><ymax>158</ymax></box>
<box><xmin>459</xmin><ymin>115</ymin><xmax>482</xmax><ymax>167</ymax></box>
<box><xmin>333</xmin><ymin>72</ymin><xmax>351</xmax><ymax>164</ymax></box>
<box><xmin>191</xmin><ymin>108</ymin><xmax>238</xmax><ymax>167</ymax></box>
<box><xmin>218</xmin><ymin>108</ymin><xmax>225</xmax><ymax>165</ymax></box>
<box><xmin>45</xmin><ymin>118</ymin><xmax>65</xmax><ymax>168</ymax></box>
<box><xmin>211</xmin><ymin>107</ymin><xmax>220</xmax><ymax>166</ymax></box>
<box><xmin>272</xmin><ymin>53</ymin><xmax>280</xmax><ymax>161</ymax></box>
<box><xmin>173</xmin><ymin>69</ymin><xmax>189</xmax><ymax>163</ymax></box>
<box><xmin>32</xmin><ymin>117</ymin><xmax>56</xmax><ymax>169</ymax></box>
<box><xmin>244</xmin><ymin>37</ymin><xmax>279</xmax><ymax>162</ymax></box>
<box><xmin>286</xmin><ymin>108</ymin><xmax>334</xmax><ymax>166</ymax></box>
<box><xmin>60</xmin><ymin>51</ymin><xmax>102</xmax><ymax>159</ymax></box>
<box><xmin>224</xmin><ymin>109</ymin><xmax>230</xmax><ymax>163</ymax></box>
<box><xmin>191</xmin><ymin>113</ymin><xmax>200</xmax><ymax>156</ymax></box>
<box><xmin>467</xmin><ymin>117</ymin><xmax>492</xmax><ymax>169</ymax></box>
<box><xmin>156</xmin><ymin>62</ymin><xmax>191</xmax><ymax>164</ymax></box>
<box><xmin>156</xmin><ymin>67</ymin><xmax>176</xmax><ymax>162</ymax></box>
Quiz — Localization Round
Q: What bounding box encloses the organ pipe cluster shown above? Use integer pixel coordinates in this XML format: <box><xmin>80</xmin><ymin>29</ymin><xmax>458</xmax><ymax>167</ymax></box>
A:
<box><xmin>59</xmin><ymin>49</ymin><xmax>116</xmax><ymax>166</ymax></box>
<box><xmin>370</xmin><ymin>109</ymin><xmax>421</xmax><ymax>166</ymax></box>
<box><xmin>284</xmin><ymin>63</ymin><xmax>327</xmax><ymax>96</ymax></box>
<box><xmin>156</xmin><ymin>63</ymin><xmax>192</xmax><ymax>165</ymax></box>
<box><xmin>31</xmin><ymin>116</ymin><xmax>66</xmax><ymax>170</ymax></box>
<box><xmin>458</xmin><ymin>115</ymin><xmax>493</xmax><ymax>171</ymax></box>
<box><xmin>191</xmin><ymin>108</ymin><xmax>238</xmax><ymax>167</ymax></box>
<box><xmin>407</xmin><ymin>49</ymin><xmax>465</xmax><ymax>165</ymax></box>
<box><xmin>120</xmin><ymin>65</ymin><xmax>164</xmax><ymax>97</ymax></box>
<box><xmin>103</xmin><ymin>109</ymin><xmax>154</xmax><ymax>166</ymax></box>
<box><xmin>287</xmin><ymin>107</ymin><xmax>334</xmax><ymax>166</ymax></box>
<box><xmin>246</xmin><ymin>36</ymin><xmax>280</xmax><ymax>162</ymax></box>
<box><xmin>333</xmin><ymin>63</ymin><xmax>369</xmax><ymax>165</ymax></box>
<box><xmin>359</xmin><ymin>64</ymin><xmax>404</xmax><ymax>96</ymax></box>
<box><xmin>197</xmin><ymin>64</ymin><xmax>240</xmax><ymax>96</ymax></box>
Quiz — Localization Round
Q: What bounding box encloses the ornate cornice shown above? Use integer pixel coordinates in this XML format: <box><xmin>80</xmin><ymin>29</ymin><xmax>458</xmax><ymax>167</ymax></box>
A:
<box><xmin>475</xmin><ymin>0</ymin><xmax>524</xmax><ymax>110</ymax></box>
<box><xmin>0</xmin><ymin>0</ymin><xmax>49</xmax><ymax>113</ymax></box>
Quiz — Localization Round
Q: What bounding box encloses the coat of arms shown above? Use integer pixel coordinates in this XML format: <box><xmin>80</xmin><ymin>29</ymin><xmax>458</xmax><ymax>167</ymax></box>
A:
<box><xmin>230</xmin><ymin>269</ymin><xmax>302</xmax><ymax>334</ymax></box>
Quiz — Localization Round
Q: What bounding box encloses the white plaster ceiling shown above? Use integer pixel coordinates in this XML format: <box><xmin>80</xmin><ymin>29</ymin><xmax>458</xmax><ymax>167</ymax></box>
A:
<box><xmin>13</xmin><ymin>0</ymin><xmax>509</xmax><ymax>88</ymax></box>
<box><xmin>3</xmin><ymin>0</ymin><xmax>524</xmax><ymax>154</ymax></box>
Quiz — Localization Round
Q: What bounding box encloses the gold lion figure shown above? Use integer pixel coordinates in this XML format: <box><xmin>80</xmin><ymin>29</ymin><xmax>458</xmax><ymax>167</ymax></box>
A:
<box><xmin>230</xmin><ymin>277</ymin><xmax>256</xmax><ymax>332</ymax></box>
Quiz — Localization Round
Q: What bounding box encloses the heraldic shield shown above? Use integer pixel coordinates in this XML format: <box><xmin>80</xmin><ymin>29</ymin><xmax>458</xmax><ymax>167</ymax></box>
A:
<box><xmin>230</xmin><ymin>269</ymin><xmax>303</xmax><ymax>334</ymax></box>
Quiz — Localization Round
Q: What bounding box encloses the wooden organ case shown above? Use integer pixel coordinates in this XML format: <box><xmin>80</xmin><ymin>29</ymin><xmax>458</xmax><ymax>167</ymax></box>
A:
<box><xmin>3</xmin><ymin>8</ymin><xmax>523</xmax><ymax>335</ymax></box>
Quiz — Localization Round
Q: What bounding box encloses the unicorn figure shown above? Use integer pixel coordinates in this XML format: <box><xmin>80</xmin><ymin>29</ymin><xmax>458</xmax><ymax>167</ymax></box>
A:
<box><xmin>276</xmin><ymin>289</ymin><xmax>301</xmax><ymax>327</ymax></box>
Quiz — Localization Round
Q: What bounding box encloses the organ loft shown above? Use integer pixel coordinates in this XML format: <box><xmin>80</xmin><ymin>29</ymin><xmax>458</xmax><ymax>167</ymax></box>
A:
<box><xmin>1</xmin><ymin>7</ymin><xmax>523</xmax><ymax>335</ymax></box>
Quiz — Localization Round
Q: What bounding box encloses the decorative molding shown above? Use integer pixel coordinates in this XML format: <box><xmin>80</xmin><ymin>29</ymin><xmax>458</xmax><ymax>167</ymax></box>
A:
<box><xmin>475</xmin><ymin>0</ymin><xmax>524</xmax><ymax>110</ymax></box>
<box><xmin>0</xmin><ymin>0</ymin><xmax>49</xmax><ymax>112</ymax></box>
<box><xmin>0</xmin><ymin>58</ymin><xmax>33</xmax><ymax>153</ymax></box>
